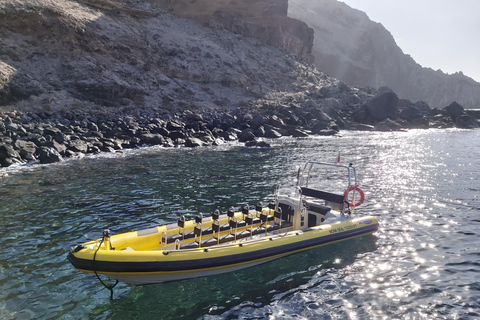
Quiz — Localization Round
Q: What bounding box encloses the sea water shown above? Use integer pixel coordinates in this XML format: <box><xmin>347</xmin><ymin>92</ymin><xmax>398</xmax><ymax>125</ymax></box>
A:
<box><xmin>0</xmin><ymin>129</ymin><xmax>479</xmax><ymax>319</ymax></box>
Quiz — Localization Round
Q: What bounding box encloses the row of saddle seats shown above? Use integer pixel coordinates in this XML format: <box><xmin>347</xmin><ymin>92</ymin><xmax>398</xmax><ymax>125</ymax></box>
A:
<box><xmin>169</xmin><ymin>202</ymin><xmax>294</xmax><ymax>249</ymax></box>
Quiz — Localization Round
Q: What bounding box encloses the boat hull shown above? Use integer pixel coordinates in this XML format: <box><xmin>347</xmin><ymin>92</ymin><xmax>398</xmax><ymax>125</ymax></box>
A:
<box><xmin>68</xmin><ymin>216</ymin><xmax>378</xmax><ymax>285</ymax></box>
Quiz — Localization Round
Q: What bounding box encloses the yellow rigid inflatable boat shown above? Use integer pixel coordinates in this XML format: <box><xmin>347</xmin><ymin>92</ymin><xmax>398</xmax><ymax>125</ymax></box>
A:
<box><xmin>68</xmin><ymin>161</ymin><xmax>378</xmax><ymax>285</ymax></box>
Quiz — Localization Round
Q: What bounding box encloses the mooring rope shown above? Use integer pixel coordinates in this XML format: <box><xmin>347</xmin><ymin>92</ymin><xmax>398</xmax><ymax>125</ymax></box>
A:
<box><xmin>92</xmin><ymin>236</ymin><xmax>119</xmax><ymax>300</ymax></box>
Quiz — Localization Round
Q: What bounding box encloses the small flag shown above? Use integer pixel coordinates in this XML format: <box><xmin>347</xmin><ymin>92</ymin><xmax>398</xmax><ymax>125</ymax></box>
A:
<box><xmin>334</xmin><ymin>152</ymin><xmax>340</xmax><ymax>165</ymax></box>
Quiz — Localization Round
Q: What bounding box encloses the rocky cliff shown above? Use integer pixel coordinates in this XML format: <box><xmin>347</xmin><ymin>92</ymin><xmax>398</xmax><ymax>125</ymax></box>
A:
<box><xmin>1</xmin><ymin>0</ymin><xmax>478</xmax><ymax>167</ymax></box>
<box><xmin>150</xmin><ymin>0</ymin><xmax>314</xmax><ymax>61</ymax></box>
<box><xmin>288</xmin><ymin>0</ymin><xmax>480</xmax><ymax>109</ymax></box>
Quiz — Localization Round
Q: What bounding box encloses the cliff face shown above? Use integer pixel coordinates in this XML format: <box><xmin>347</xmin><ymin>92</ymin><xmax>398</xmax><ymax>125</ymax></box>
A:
<box><xmin>0</xmin><ymin>0</ymin><xmax>335</xmax><ymax>114</ymax></box>
<box><xmin>288</xmin><ymin>0</ymin><xmax>480</xmax><ymax>108</ymax></box>
<box><xmin>151</xmin><ymin>0</ymin><xmax>314</xmax><ymax>61</ymax></box>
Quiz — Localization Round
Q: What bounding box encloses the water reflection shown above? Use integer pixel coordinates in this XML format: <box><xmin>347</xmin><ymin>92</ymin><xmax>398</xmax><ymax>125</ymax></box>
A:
<box><xmin>1</xmin><ymin>130</ymin><xmax>480</xmax><ymax>319</ymax></box>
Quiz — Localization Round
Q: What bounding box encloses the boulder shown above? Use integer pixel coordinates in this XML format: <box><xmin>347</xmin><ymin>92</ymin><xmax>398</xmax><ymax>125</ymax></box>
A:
<box><xmin>67</xmin><ymin>139</ymin><xmax>88</xmax><ymax>153</ymax></box>
<box><xmin>365</xmin><ymin>90</ymin><xmax>399</xmax><ymax>121</ymax></box>
<box><xmin>455</xmin><ymin>114</ymin><xmax>480</xmax><ymax>129</ymax></box>
<box><xmin>139</xmin><ymin>133</ymin><xmax>165</xmax><ymax>145</ymax></box>
<box><xmin>310</xmin><ymin>120</ymin><xmax>330</xmax><ymax>134</ymax></box>
<box><xmin>1</xmin><ymin>157</ymin><xmax>23</xmax><ymax>167</ymax></box>
<box><xmin>167</xmin><ymin>120</ymin><xmax>184</xmax><ymax>131</ymax></box>
<box><xmin>399</xmin><ymin>102</ymin><xmax>424</xmax><ymax>122</ymax></box>
<box><xmin>374</xmin><ymin>118</ymin><xmax>402</xmax><ymax>131</ymax></box>
<box><xmin>46</xmin><ymin>140</ymin><xmax>67</xmax><ymax>155</ymax></box>
<box><xmin>168</xmin><ymin>130</ymin><xmax>186</xmax><ymax>140</ymax></box>
<box><xmin>245</xmin><ymin>140</ymin><xmax>271</xmax><ymax>148</ymax></box>
<box><xmin>264</xmin><ymin>126</ymin><xmax>282</xmax><ymax>138</ymax></box>
<box><xmin>267</xmin><ymin>115</ymin><xmax>285</xmax><ymax>128</ymax></box>
<box><xmin>185</xmin><ymin>137</ymin><xmax>204</xmax><ymax>147</ymax></box>
<box><xmin>238</xmin><ymin>129</ymin><xmax>256</xmax><ymax>142</ymax></box>
<box><xmin>14</xmin><ymin>139</ymin><xmax>37</xmax><ymax>155</ymax></box>
<box><xmin>444</xmin><ymin>101</ymin><xmax>465</xmax><ymax>118</ymax></box>
<box><xmin>38</xmin><ymin>146</ymin><xmax>63</xmax><ymax>164</ymax></box>
<box><xmin>286</xmin><ymin>125</ymin><xmax>308</xmax><ymax>137</ymax></box>
<box><xmin>0</xmin><ymin>144</ymin><xmax>21</xmax><ymax>162</ymax></box>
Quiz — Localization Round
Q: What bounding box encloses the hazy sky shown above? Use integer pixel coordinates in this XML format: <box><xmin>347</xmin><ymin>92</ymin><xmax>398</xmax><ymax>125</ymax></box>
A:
<box><xmin>340</xmin><ymin>0</ymin><xmax>480</xmax><ymax>82</ymax></box>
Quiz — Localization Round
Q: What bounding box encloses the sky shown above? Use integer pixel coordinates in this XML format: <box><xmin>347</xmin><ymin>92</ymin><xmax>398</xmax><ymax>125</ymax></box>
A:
<box><xmin>340</xmin><ymin>0</ymin><xmax>480</xmax><ymax>83</ymax></box>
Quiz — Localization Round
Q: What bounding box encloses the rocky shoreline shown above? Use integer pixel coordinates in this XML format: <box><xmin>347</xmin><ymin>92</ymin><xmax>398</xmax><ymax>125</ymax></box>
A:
<box><xmin>2</xmin><ymin>0</ymin><xmax>479</xmax><ymax>169</ymax></box>
<box><xmin>1</xmin><ymin>88</ymin><xmax>479</xmax><ymax>168</ymax></box>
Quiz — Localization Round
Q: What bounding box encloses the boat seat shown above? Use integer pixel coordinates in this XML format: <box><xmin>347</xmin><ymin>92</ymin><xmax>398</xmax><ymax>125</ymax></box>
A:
<box><xmin>180</xmin><ymin>241</ymin><xmax>200</xmax><ymax>249</ymax></box>
<box><xmin>300</xmin><ymin>187</ymin><xmax>344</xmax><ymax>207</ymax></box>
<box><xmin>277</xmin><ymin>202</ymin><xmax>295</xmax><ymax>222</ymax></box>
<box><xmin>304</xmin><ymin>201</ymin><xmax>331</xmax><ymax>215</ymax></box>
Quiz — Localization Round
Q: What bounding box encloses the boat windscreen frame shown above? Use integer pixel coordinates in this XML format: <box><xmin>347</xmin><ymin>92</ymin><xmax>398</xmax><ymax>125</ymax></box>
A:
<box><xmin>299</xmin><ymin>161</ymin><xmax>358</xmax><ymax>189</ymax></box>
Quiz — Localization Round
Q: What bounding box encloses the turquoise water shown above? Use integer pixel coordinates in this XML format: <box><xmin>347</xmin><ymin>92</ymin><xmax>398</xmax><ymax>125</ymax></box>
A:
<box><xmin>1</xmin><ymin>129</ymin><xmax>479</xmax><ymax>319</ymax></box>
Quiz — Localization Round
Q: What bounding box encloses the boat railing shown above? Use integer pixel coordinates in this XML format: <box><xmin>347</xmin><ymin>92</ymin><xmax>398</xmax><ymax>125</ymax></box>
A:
<box><xmin>300</xmin><ymin>161</ymin><xmax>357</xmax><ymax>190</ymax></box>
<box><xmin>160</xmin><ymin>232</ymin><xmax>168</xmax><ymax>250</ymax></box>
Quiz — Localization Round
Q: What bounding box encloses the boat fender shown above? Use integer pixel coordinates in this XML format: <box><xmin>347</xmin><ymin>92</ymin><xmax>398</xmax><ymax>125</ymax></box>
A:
<box><xmin>343</xmin><ymin>185</ymin><xmax>365</xmax><ymax>207</ymax></box>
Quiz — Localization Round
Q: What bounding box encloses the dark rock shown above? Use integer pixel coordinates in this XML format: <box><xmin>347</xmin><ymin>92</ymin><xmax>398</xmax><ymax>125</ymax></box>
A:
<box><xmin>365</xmin><ymin>90</ymin><xmax>399</xmax><ymax>121</ymax></box>
<box><xmin>64</xmin><ymin>150</ymin><xmax>77</xmax><ymax>158</ymax></box>
<box><xmin>352</xmin><ymin>106</ymin><xmax>370</xmax><ymax>124</ymax></box>
<box><xmin>264</xmin><ymin>126</ymin><xmax>282</xmax><ymax>138</ymax></box>
<box><xmin>455</xmin><ymin>114</ymin><xmax>480</xmax><ymax>129</ymax></box>
<box><xmin>444</xmin><ymin>101</ymin><xmax>465</xmax><ymax>118</ymax></box>
<box><xmin>347</xmin><ymin>123</ymin><xmax>375</xmax><ymax>131</ymax></box>
<box><xmin>168</xmin><ymin>130</ymin><xmax>186</xmax><ymax>140</ymax></box>
<box><xmin>0</xmin><ymin>144</ymin><xmax>21</xmax><ymax>161</ymax></box>
<box><xmin>399</xmin><ymin>102</ymin><xmax>424</xmax><ymax>122</ymax></box>
<box><xmin>374</xmin><ymin>118</ymin><xmax>403</xmax><ymax>131</ymax></box>
<box><xmin>407</xmin><ymin>116</ymin><xmax>430</xmax><ymax>129</ymax></box>
<box><xmin>310</xmin><ymin>120</ymin><xmax>330</xmax><ymax>134</ymax></box>
<box><xmin>245</xmin><ymin>140</ymin><xmax>271</xmax><ymax>148</ymax></box>
<box><xmin>414</xmin><ymin>101</ymin><xmax>431</xmax><ymax>113</ymax></box>
<box><xmin>1</xmin><ymin>157</ymin><xmax>22</xmax><ymax>167</ymax></box>
<box><xmin>67</xmin><ymin>139</ymin><xmax>88</xmax><ymax>153</ymax></box>
<box><xmin>139</xmin><ymin>133</ymin><xmax>165</xmax><ymax>145</ymax></box>
<box><xmin>222</xmin><ymin>130</ymin><xmax>238</xmax><ymax>141</ymax></box>
<box><xmin>101</xmin><ymin>146</ymin><xmax>116</xmax><ymax>153</ymax></box>
<box><xmin>38</xmin><ymin>146</ymin><xmax>63</xmax><ymax>164</ymax></box>
<box><xmin>167</xmin><ymin>120</ymin><xmax>184</xmax><ymax>131</ymax></box>
<box><xmin>286</xmin><ymin>125</ymin><xmax>308</xmax><ymax>137</ymax></box>
<box><xmin>19</xmin><ymin>151</ymin><xmax>36</xmax><ymax>162</ymax></box>
<box><xmin>88</xmin><ymin>146</ymin><xmax>101</xmax><ymax>154</ymax></box>
<box><xmin>254</xmin><ymin>125</ymin><xmax>266</xmax><ymax>137</ymax></box>
<box><xmin>14</xmin><ymin>139</ymin><xmax>37</xmax><ymax>155</ymax></box>
<box><xmin>46</xmin><ymin>140</ymin><xmax>67</xmax><ymax>155</ymax></box>
<box><xmin>185</xmin><ymin>137</ymin><xmax>204</xmax><ymax>147</ymax></box>
<box><xmin>267</xmin><ymin>115</ymin><xmax>285</xmax><ymax>128</ymax></box>
<box><xmin>250</xmin><ymin>115</ymin><xmax>266</xmax><ymax>129</ymax></box>
<box><xmin>238</xmin><ymin>129</ymin><xmax>256</xmax><ymax>142</ymax></box>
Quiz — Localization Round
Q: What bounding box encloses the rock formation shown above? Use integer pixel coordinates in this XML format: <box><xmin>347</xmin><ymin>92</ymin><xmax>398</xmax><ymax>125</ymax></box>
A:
<box><xmin>1</xmin><ymin>0</ymin><xmax>479</xmax><ymax>167</ymax></box>
<box><xmin>288</xmin><ymin>0</ymin><xmax>480</xmax><ymax>109</ymax></box>
<box><xmin>151</xmin><ymin>0</ymin><xmax>314</xmax><ymax>61</ymax></box>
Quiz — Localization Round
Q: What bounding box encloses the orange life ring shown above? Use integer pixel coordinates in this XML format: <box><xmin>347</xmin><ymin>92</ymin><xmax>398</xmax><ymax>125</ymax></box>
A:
<box><xmin>344</xmin><ymin>185</ymin><xmax>365</xmax><ymax>207</ymax></box>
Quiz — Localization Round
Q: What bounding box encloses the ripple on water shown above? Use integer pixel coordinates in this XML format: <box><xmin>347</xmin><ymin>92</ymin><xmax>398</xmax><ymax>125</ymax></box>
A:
<box><xmin>1</xmin><ymin>130</ymin><xmax>480</xmax><ymax>319</ymax></box>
